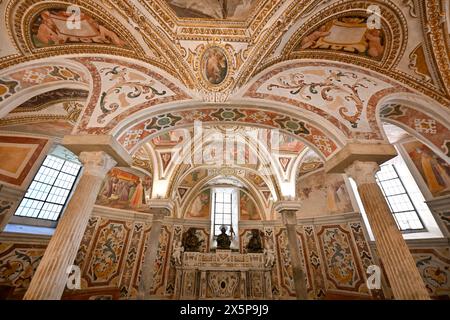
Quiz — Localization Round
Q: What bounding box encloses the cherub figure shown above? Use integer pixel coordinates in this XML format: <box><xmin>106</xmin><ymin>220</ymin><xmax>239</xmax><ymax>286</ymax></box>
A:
<box><xmin>264</xmin><ymin>246</ymin><xmax>275</xmax><ymax>268</ymax></box>
<box><xmin>365</xmin><ymin>29</ymin><xmax>384</xmax><ymax>58</ymax></box>
<box><xmin>172</xmin><ymin>240</ymin><xmax>184</xmax><ymax>265</ymax></box>
<box><xmin>300</xmin><ymin>25</ymin><xmax>331</xmax><ymax>49</ymax></box>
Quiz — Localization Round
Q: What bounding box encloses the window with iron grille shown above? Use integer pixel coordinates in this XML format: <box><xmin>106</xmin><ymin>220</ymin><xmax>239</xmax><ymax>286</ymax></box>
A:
<box><xmin>15</xmin><ymin>155</ymin><xmax>82</xmax><ymax>221</ymax></box>
<box><xmin>375</xmin><ymin>164</ymin><xmax>425</xmax><ymax>231</ymax></box>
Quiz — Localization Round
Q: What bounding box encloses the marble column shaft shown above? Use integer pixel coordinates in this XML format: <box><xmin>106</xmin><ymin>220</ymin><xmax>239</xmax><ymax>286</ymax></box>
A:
<box><xmin>281</xmin><ymin>210</ymin><xmax>308</xmax><ymax>300</ymax></box>
<box><xmin>138</xmin><ymin>213</ymin><xmax>165</xmax><ymax>300</ymax></box>
<box><xmin>346</xmin><ymin>161</ymin><xmax>430</xmax><ymax>300</ymax></box>
<box><xmin>23</xmin><ymin>151</ymin><xmax>116</xmax><ymax>300</ymax></box>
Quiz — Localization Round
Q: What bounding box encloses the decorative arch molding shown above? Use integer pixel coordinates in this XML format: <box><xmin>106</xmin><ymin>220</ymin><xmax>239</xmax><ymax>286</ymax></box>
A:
<box><xmin>282</xmin><ymin>0</ymin><xmax>407</xmax><ymax>69</ymax></box>
<box><xmin>115</xmin><ymin>105</ymin><xmax>342</xmax><ymax>160</ymax></box>
<box><xmin>378</xmin><ymin>100</ymin><xmax>450</xmax><ymax>159</ymax></box>
<box><xmin>170</xmin><ymin>164</ymin><xmax>279</xmax><ymax>208</ymax></box>
<box><xmin>0</xmin><ymin>58</ymin><xmax>90</xmax><ymax>118</ymax></box>
<box><xmin>132</xmin><ymin>143</ymin><xmax>155</xmax><ymax>178</ymax></box>
<box><xmin>173</xmin><ymin>167</ymin><xmax>273</xmax><ymax>221</ymax></box>
<box><xmin>237</xmin><ymin>59</ymin><xmax>412</xmax><ymax>141</ymax></box>
<box><xmin>155</xmin><ymin>124</ymin><xmax>302</xmax><ymax>190</ymax></box>
<box><xmin>420</xmin><ymin>0</ymin><xmax>450</xmax><ymax>96</ymax></box>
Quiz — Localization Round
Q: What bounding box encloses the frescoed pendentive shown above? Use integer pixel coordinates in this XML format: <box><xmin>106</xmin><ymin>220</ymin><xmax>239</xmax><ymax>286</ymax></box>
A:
<box><xmin>201</xmin><ymin>46</ymin><xmax>228</xmax><ymax>85</ymax></box>
<box><xmin>403</xmin><ymin>141</ymin><xmax>450</xmax><ymax>197</ymax></box>
<box><xmin>186</xmin><ymin>189</ymin><xmax>210</xmax><ymax>219</ymax></box>
<box><xmin>30</xmin><ymin>7</ymin><xmax>128</xmax><ymax>48</ymax></box>
<box><xmin>239</xmin><ymin>190</ymin><xmax>261</xmax><ymax>220</ymax></box>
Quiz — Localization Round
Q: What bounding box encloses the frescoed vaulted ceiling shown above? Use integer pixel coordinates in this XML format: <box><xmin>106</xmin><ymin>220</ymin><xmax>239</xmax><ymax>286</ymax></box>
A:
<box><xmin>1</xmin><ymin>0</ymin><xmax>449</xmax><ymax>218</ymax></box>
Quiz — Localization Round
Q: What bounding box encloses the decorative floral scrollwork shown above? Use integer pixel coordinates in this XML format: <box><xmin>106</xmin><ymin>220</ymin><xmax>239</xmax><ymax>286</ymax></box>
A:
<box><xmin>97</xmin><ymin>66</ymin><xmax>167</xmax><ymax>123</ymax></box>
<box><xmin>267</xmin><ymin>71</ymin><xmax>377</xmax><ymax>128</ymax></box>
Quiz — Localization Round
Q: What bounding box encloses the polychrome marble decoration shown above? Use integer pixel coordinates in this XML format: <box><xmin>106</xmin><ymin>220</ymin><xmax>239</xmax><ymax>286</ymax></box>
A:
<box><xmin>94</xmin><ymin>64</ymin><xmax>168</xmax><ymax>125</ymax></box>
<box><xmin>412</xmin><ymin>248</ymin><xmax>450</xmax><ymax>299</ymax></box>
<box><xmin>403</xmin><ymin>141</ymin><xmax>450</xmax><ymax>197</ymax></box>
<box><xmin>77</xmin><ymin>59</ymin><xmax>190</xmax><ymax>132</ymax></box>
<box><xmin>85</xmin><ymin>221</ymin><xmax>129</xmax><ymax>285</ymax></box>
<box><xmin>0</xmin><ymin>244</ymin><xmax>46</xmax><ymax>290</ymax></box>
<box><xmin>152</xmin><ymin>130</ymin><xmax>185</xmax><ymax>147</ymax></box>
<box><xmin>201</xmin><ymin>46</ymin><xmax>228</xmax><ymax>85</ymax></box>
<box><xmin>96</xmin><ymin>168</ymin><xmax>151</xmax><ymax>211</ymax></box>
<box><xmin>298</xmin><ymin>17</ymin><xmax>385</xmax><ymax>60</ymax></box>
<box><xmin>118</xmin><ymin>107</ymin><xmax>338</xmax><ymax>158</ymax></box>
<box><xmin>316</xmin><ymin>226</ymin><xmax>364</xmax><ymax>291</ymax></box>
<box><xmin>0</xmin><ymin>136</ymin><xmax>48</xmax><ymax>187</ymax></box>
<box><xmin>186</xmin><ymin>189</ymin><xmax>210</xmax><ymax>219</ymax></box>
<box><xmin>31</xmin><ymin>8</ymin><xmax>127</xmax><ymax>48</ymax></box>
<box><xmin>0</xmin><ymin>65</ymin><xmax>87</xmax><ymax>107</ymax></box>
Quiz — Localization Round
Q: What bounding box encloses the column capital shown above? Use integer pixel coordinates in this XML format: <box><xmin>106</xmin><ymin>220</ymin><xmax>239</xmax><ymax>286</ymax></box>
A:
<box><xmin>147</xmin><ymin>198</ymin><xmax>175</xmax><ymax>219</ymax></box>
<box><xmin>274</xmin><ymin>200</ymin><xmax>302</xmax><ymax>225</ymax></box>
<box><xmin>79</xmin><ymin>151</ymin><xmax>117</xmax><ymax>178</ymax></box>
<box><xmin>324</xmin><ymin>142</ymin><xmax>396</xmax><ymax>174</ymax></box>
<box><xmin>62</xmin><ymin>134</ymin><xmax>132</xmax><ymax>167</ymax></box>
<box><xmin>344</xmin><ymin>160</ymin><xmax>380</xmax><ymax>185</ymax></box>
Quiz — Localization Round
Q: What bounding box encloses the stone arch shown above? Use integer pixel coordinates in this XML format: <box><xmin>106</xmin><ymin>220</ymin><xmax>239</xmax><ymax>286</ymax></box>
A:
<box><xmin>376</xmin><ymin>92</ymin><xmax>450</xmax><ymax>159</ymax></box>
<box><xmin>114</xmin><ymin>105</ymin><xmax>344</xmax><ymax>162</ymax></box>
<box><xmin>0</xmin><ymin>58</ymin><xmax>90</xmax><ymax>118</ymax></box>
<box><xmin>175</xmin><ymin>167</ymin><xmax>272</xmax><ymax>220</ymax></box>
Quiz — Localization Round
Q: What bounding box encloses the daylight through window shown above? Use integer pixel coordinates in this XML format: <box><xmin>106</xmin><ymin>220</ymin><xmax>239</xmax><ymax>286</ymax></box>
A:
<box><xmin>15</xmin><ymin>155</ymin><xmax>82</xmax><ymax>221</ymax></box>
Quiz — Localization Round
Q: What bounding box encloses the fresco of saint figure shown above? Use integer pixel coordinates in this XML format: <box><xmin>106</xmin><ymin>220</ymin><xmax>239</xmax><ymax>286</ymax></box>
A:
<box><xmin>202</xmin><ymin>47</ymin><xmax>228</xmax><ymax>85</ymax></box>
<box><xmin>96</xmin><ymin>168</ymin><xmax>149</xmax><ymax>210</ymax></box>
<box><xmin>404</xmin><ymin>141</ymin><xmax>450</xmax><ymax>197</ymax></box>
<box><xmin>240</xmin><ymin>191</ymin><xmax>261</xmax><ymax>220</ymax></box>
<box><xmin>187</xmin><ymin>189</ymin><xmax>210</xmax><ymax>218</ymax></box>
<box><xmin>296</xmin><ymin>171</ymin><xmax>353</xmax><ymax>216</ymax></box>
<box><xmin>31</xmin><ymin>8</ymin><xmax>127</xmax><ymax>48</ymax></box>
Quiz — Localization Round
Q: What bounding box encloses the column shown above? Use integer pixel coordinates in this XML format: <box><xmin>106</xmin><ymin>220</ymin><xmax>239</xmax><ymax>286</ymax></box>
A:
<box><xmin>276</xmin><ymin>202</ymin><xmax>308</xmax><ymax>300</ymax></box>
<box><xmin>137</xmin><ymin>210</ymin><xmax>166</xmax><ymax>300</ymax></box>
<box><xmin>346</xmin><ymin>160</ymin><xmax>430</xmax><ymax>300</ymax></box>
<box><xmin>23</xmin><ymin>151</ymin><xmax>116</xmax><ymax>300</ymax></box>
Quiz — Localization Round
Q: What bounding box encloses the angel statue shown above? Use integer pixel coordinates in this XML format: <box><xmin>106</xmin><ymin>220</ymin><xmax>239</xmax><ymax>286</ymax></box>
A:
<box><xmin>264</xmin><ymin>246</ymin><xmax>275</xmax><ymax>268</ymax></box>
<box><xmin>172</xmin><ymin>240</ymin><xmax>184</xmax><ymax>265</ymax></box>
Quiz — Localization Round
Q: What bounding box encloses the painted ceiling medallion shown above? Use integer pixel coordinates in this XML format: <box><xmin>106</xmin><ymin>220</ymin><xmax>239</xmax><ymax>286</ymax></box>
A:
<box><xmin>201</xmin><ymin>46</ymin><xmax>228</xmax><ymax>85</ymax></box>
<box><xmin>187</xmin><ymin>41</ymin><xmax>244</xmax><ymax>93</ymax></box>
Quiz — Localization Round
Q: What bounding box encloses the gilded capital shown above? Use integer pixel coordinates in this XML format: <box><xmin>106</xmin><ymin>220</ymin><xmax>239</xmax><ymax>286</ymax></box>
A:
<box><xmin>345</xmin><ymin>160</ymin><xmax>380</xmax><ymax>185</ymax></box>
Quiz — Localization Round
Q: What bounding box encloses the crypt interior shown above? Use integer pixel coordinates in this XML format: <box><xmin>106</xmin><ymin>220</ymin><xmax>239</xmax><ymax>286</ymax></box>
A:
<box><xmin>0</xmin><ymin>0</ymin><xmax>449</xmax><ymax>300</ymax></box>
